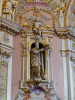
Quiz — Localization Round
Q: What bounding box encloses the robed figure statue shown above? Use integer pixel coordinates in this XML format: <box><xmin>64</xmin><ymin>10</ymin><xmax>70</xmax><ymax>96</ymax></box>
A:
<box><xmin>30</xmin><ymin>41</ymin><xmax>46</xmax><ymax>80</ymax></box>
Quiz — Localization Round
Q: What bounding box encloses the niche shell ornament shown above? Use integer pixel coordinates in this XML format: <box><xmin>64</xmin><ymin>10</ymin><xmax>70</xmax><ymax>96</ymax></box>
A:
<box><xmin>3</xmin><ymin>33</ymin><xmax>9</xmax><ymax>43</ymax></box>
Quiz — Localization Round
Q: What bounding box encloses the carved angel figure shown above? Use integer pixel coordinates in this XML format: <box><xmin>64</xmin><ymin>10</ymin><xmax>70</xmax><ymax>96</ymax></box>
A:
<box><xmin>24</xmin><ymin>17</ymin><xmax>51</xmax><ymax>36</ymax></box>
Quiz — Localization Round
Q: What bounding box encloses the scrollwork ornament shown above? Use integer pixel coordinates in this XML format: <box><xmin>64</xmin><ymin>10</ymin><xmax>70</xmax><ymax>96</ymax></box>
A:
<box><xmin>3</xmin><ymin>33</ymin><xmax>9</xmax><ymax>43</ymax></box>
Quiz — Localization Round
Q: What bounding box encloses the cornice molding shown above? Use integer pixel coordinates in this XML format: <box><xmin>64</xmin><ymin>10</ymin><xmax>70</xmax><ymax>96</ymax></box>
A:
<box><xmin>55</xmin><ymin>26</ymin><xmax>75</xmax><ymax>40</ymax></box>
<box><xmin>60</xmin><ymin>50</ymin><xmax>71</xmax><ymax>57</ymax></box>
<box><xmin>0</xmin><ymin>43</ymin><xmax>14</xmax><ymax>50</ymax></box>
<box><xmin>0</xmin><ymin>16</ymin><xmax>23</xmax><ymax>35</ymax></box>
<box><xmin>60</xmin><ymin>49</ymin><xmax>75</xmax><ymax>57</ymax></box>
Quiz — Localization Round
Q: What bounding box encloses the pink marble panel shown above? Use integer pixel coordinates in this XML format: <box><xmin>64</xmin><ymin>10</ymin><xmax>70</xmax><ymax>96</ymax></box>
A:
<box><xmin>52</xmin><ymin>34</ymin><xmax>64</xmax><ymax>99</ymax></box>
<box><xmin>11</xmin><ymin>34</ymin><xmax>23</xmax><ymax>100</ymax></box>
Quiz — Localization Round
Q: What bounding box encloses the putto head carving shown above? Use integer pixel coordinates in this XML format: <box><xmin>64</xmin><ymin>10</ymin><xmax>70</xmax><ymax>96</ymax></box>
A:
<box><xmin>34</xmin><ymin>6</ymin><xmax>41</xmax><ymax>17</ymax></box>
<box><xmin>34</xmin><ymin>5</ymin><xmax>41</xmax><ymax>13</ymax></box>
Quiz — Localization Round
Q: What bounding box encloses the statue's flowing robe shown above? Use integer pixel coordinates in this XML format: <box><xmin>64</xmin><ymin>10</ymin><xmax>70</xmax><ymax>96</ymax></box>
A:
<box><xmin>30</xmin><ymin>48</ymin><xmax>45</xmax><ymax>79</ymax></box>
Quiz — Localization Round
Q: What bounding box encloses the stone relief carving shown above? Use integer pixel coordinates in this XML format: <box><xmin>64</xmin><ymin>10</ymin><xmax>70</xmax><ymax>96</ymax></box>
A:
<box><xmin>0</xmin><ymin>62</ymin><xmax>8</xmax><ymax>100</ymax></box>
<box><xmin>15</xmin><ymin>90</ymin><xmax>27</xmax><ymax>100</ymax></box>
<box><xmin>24</xmin><ymin>13</ymin><xmax>51</xmax><ymax>23</ymax></box>
<box><xmin>0</xmin><ymin>50</ymin><xmax>11</xmax><ymax>59</ymax></box>
<box><xmin>14</xmin><ymin>0</ymin><xmax>27</xmax><ymax>17</ymax></box>
<box><xmin>47</xmin><ymin>0</ymin><xmax>67</xmax><ymax>18</ymax></box>
<box><xmin>3</xmin><ymin>33</ymin><xmax>9</xmax><ymax>43</ymax></box>
<box><xmin>70</xmin><ymin>1</ymin><xmax>75</xmax><ymax>27</ymax></box>
<box><xmin>24</xmin><ymin>16</ymin><xmax>51</xmax><ymax>33</ymax></box>
<box><xmin>72</xmin><ymin>42</ymin><xmax>75</xmax><ymax>51</ymax></box>
<box><xmin>47</xmin><ymin>2</ymin><xmax>57</xmax><ymax>15</ymax></box>
<box><xmin>16</xmin><ymin>86</ymin><xmax>58</xmax><ymax>100</ymax></box>
<box><xmin>34</xmin><ymin>6</ymin><xmax>41</xmax><ymax>17</ymax></box>
<box><xmin>22</xmin><ymin>6</ymin><xmax>51</xmax><ymax>26</ymax></box>
<box><xmin>15</xmin><ymin>0</ymin><xmax>67</xmax><ymax>19</ymax></box>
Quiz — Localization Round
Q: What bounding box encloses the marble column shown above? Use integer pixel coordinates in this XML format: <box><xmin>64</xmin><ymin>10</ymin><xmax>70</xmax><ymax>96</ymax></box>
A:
<box><xmin>61</xmin><ymin>39</ymin><xmax>73</xmax><ymax>100</ymax></box>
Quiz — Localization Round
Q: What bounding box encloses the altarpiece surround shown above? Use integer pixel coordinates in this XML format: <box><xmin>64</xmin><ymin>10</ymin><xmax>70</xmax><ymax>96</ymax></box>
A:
<box><xmin>15</xmin><ymin>2</ymin><xmax>75</xmax><ymax>99</ymax></box>
<box><xmin>0</xmin><ymin>0</ymin><xmax>75</xmax><ymax>100</ymax></box>
<box><xmin>15</xmin><ymin>5</ymin><xmax>60</xmax><ymax>100</ymax></box>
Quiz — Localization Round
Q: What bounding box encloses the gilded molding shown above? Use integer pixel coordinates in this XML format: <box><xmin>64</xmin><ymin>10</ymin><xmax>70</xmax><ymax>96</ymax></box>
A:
<box><xmin>0</xmin><ymin>50</ymin><xmax>10</xmax><ymax>58</ymax></box>
<box><xmin>0</xmin><ymin>43</ymin><xmax>14</xmax><ymax>50</ymax></box>
<box><xmin>26</xmin><ymin>0</ymin><xmax>52</xmax><ymax>3</ymax></box>
<box><xmin>42</xmin><ymin>0</ymin><xmax>52</xmax><ymax>3</ymax></box>
<box><xmin>60</xmin><ymin>50</ymin><xmax>75</xmax><ymax>55</ymax></box>
<box><xmin>52</xmin><ymin>16</ymin><xmax>55</xmax><ymax>28</ymax></box>
<box><xmin>15</xmin><ymin>8</ymin><xmax>34</xmax><ymax>22</ymax></box>
<box><xmin>55</xmin><ymin>3</ymin><xmax>66</xmax><ymax>17</ymax></box>
<box><xmin>19</xmin><ymin>16</ymin><xmax>23</xmax><ymax>25</ymax></box>
<box><xmin>22</xmin><ymin>88</ymin><xmax>30</xmax><ymax>93</ymax></box>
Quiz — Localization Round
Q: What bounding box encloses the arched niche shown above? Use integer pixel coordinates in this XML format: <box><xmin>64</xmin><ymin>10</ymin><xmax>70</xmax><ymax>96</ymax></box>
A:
<box><xmin>30</xmin><ymin>42</ymin><xmax>46</xmax><ymax>80</ymax></box>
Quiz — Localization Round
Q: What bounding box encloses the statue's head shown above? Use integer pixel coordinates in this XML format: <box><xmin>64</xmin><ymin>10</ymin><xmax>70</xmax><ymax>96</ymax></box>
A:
<box><xmin>35</xmin><ymin>18</ymin><xmax>40</xmax><ymax>22</ymax></box>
